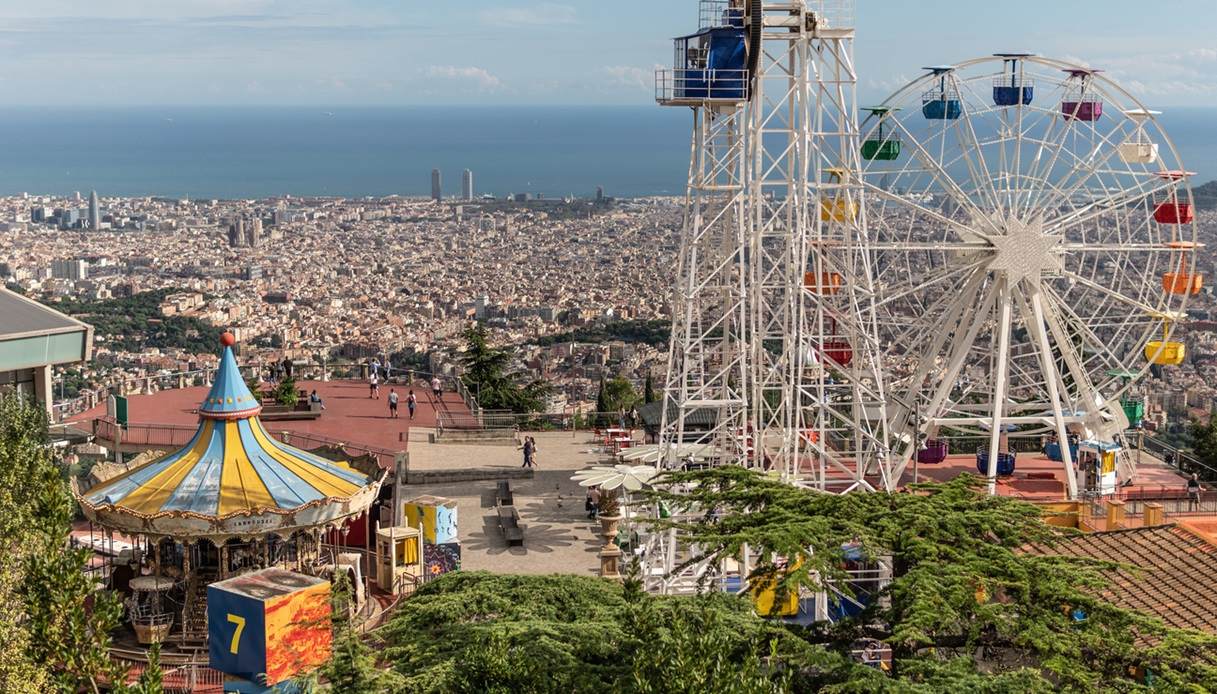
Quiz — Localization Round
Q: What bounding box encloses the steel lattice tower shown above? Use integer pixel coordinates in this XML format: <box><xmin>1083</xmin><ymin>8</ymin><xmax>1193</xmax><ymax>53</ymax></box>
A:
<box><xmin>657</xmin><ymin>0</ymin><xmax>896</xmax><ymax>493</ymax></box>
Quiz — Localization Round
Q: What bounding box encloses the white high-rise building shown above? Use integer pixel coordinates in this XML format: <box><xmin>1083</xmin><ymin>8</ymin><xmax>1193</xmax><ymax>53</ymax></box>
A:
<box><xmin>462</xmin><ymin>169</ymin><xmax>474</xmax><ymax>201</ymax></box>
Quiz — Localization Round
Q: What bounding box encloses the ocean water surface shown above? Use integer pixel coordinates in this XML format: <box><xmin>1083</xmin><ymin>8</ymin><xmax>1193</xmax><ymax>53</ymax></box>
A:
<box><xmin>0</xmin><ymin>106</ymin><xmax>1210</xmax><ymax>200</ymax></box>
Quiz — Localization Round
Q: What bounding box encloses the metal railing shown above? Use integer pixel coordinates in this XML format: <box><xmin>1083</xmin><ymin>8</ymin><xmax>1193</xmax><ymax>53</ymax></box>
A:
<box><xmin>809</xmin><ymin>0</ymin><xmax>854</xmax><ymax>29</ymax></box>
<box><xmin>656</xmin><ymin>69</ymin><xmax>750</xmax><ymax>104</ymax></box>
<box><xmin>698</xmin><ymin>1</ymin><xmax>742</xmax><ymax>29</ymax></box>
<box><xmin>51</xmin><ymin>363</ymin><xmax>344</xmax><ymax>423</ymax></box>
<box><xmin>110</xmin><ymin>647</ymin><xmax>224</xmax><ymax>693</ymax></box>
<box><xmin>87</xmin><ymin>416</ymin><xmax>402</xmax><ymax>468</ymax></box>
<box><xmin>1142</xmin><ymin>435</ymin><xmax>1217</xmax><ymax>480</ymax></box>
<box><xmin>435</xmin><ymin>410</ymin><xmax>643</xmax><ymax>434</ymax></box>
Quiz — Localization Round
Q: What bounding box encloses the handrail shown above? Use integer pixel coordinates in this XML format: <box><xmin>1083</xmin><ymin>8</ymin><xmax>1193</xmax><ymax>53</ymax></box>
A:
<box><xmin>1141</xmin><ymin>434</ymin><xmax>1217</xmax><ymax>480</ymax></box>
<box><xmin>86</xmin><ymin>416</ymin><xmax>402</xmax><ymax>468</ymax></box>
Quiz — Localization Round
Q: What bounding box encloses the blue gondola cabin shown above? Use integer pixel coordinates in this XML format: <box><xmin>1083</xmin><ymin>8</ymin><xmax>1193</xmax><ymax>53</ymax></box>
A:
<box><xmin>671</xmin><ymin>25</ymin><xmax>748</xmax><ymax>101</ymax></box>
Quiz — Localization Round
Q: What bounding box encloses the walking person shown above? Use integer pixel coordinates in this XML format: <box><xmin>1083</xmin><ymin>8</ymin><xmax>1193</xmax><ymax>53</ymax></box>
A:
<box><xmin>369</xmin><ymin>371</ymin><xmax>380</xmax><ymax>399</ymax></box>
<box><xmin>407</xmin><ymin>390</ymin><xmax>417</xmax><ymax>420</ymax></box>
<box><xmin>586</xmin><ymin>486</ymin><xmax>601</xmax><ymax>520</ymax></box>
<box><xmin>388</xmin><ymin>389</ymin><xmax>399</xmax><ymax>418</ymax></box>
<box><xmin>431</xmin><ymin>375</ymin><xmax>443</xmax><ymax>402</ymax></box>
<box><xmin>1188</xmin><ymin>473</ymin><xmax>1203</xmax><ymax>512</ymax></box>
<box><xmin>519</xmin><ymin>436</ymin><xmax>534</xmax><ymax>468</ymax></box>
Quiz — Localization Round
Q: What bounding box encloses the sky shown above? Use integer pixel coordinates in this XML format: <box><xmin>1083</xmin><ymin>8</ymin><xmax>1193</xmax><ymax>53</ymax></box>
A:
<box><xmin>0</xmin><ymin>0</ymin><xmax>1214</xmax><ymax>107</ymax></box>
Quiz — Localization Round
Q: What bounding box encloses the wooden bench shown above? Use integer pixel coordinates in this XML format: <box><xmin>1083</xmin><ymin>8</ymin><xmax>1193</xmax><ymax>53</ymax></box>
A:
<box><xmin>497</xmin><ymin>505</ymin><xmax>524</xmax><ymax>546</ymax></box>
<box><xmin>495</xmin><ymin>480</ymin><xmax>514</xmax><ymax>507</ymax></box>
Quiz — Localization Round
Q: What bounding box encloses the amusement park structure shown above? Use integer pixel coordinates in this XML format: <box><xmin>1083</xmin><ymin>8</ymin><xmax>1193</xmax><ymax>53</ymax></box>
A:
<box><xmin>655</xmin><ymin>4</ymin><xmax>1197</xmax><ymax>498</ymax></box>
<box><xmin>857</xmin><ymin>57</ymin><xmax>1198</xmax><ymax>498</ymax></box>
<box><xmin>657</xmin><ymin>0</ymin><xmax>895</xmax><ymax>493</ymax></box>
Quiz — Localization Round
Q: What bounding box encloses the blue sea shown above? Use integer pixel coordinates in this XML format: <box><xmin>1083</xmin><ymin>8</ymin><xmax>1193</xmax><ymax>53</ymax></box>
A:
<box><xmin>0</xmin><ymin>106</ymin><xmax>1211</xmax><ymax>200</ymax></box>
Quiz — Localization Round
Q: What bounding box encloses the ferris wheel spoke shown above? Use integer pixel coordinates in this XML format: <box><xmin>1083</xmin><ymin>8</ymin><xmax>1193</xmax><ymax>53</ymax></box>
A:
<box><xmin>1042</xmin><ymin>176</ymin><xmax>1171</xmax><ymax>236</ymax></box>
<box><xmin>1012</xmin><ymin>79</ymin><xmax>1077</xmax><ymax>217</ymax></box>
<box><xmin>1017</xmin><ymin>286</ymin><xmax>1080</xmax><ymax>497</ymax></box>
<box><xmin>951</xmin><ymin>75</ymin><xmax>1008</xmax><ymax>215</ymax></box>
<box><xmin>1027</xmin><ymin>113</ymin><xmax>1138</xmax><ymax>220</ymax></box>
<box><xmin>862</xmin><ymin>182</ymin><xmax>991</xmax><ymax>242</ymax></box>
<box><xmin>887</xmin><ymin>117</ymin><xmax>996</xmax><ymax>231</ymax></box>
<box><xmin>1040</xmin><ymin>282</ymin><xmax>1130</xmax><ymax>392</ymax></box>
<box><xmin>873</xmin><ymin>255</ymin><xmax>986</xmax><ymax>310</ymax></box>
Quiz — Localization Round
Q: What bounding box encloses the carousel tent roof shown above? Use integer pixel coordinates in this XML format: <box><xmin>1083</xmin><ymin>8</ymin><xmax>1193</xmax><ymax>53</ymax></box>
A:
<box><xmin>79</xmin><ymin>334</ymin><xmax>379</xmax><ymax>532</ymax></box>
<box><xmin>83</xmin><ymin>415</ymin><xmax>369</xmax><ymax>517</ymax></box>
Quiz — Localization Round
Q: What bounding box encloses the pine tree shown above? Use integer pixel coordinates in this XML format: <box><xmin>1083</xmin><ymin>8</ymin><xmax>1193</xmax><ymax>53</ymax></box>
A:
<box><xmin>0</xmin><ymin>395</ymin><xmax>128</xmax><ymax>692</ymax></box>
<box><xmin>459</xmin><ymin>325</ymin><xmax>549</xmax><ymax>413</ymax></box>
<box><xmin>321</xmin><ymin>570</ymin><xmax>390</xmax><ymax>692</ymax></box>
<box><xmin>646</xmin><ymin>467</ymin><xmax>1217</xmax><ymax>690</ymax></box>
<box><xmin>643</xmin><ymin>373</ymin><xmax>656</xmax><ymax>405</ymax></box>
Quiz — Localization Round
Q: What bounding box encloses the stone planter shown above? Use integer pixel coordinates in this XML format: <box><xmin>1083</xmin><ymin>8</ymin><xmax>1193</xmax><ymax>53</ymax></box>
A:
<box><xmin>598</xmin><ymin>515</ymin><xmax>622</xmax><ymax>540</ymax></box>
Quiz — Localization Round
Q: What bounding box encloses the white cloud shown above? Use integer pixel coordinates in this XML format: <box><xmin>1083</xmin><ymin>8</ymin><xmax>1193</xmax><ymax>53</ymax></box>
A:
<box><xmin>603</xmin><ymin>65</ymin><xmax>661</xmax><ymax>91</ymax></box>
<box><xmin>479</xmin><ymin>3</ymin><xmax>576</xmax><ymax>27</ymax></box>
<box><xmin>424</xmin><ymin>65</ymin><xmax>501</xmax><ymax>90</ymax></box>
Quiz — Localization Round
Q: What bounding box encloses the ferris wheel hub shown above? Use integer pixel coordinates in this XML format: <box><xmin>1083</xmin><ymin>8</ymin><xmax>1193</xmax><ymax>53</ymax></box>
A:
<box><xmin>984</xmin><ymin>215</ymin><xmax>1063</xmax><ymax>283</ymax></box>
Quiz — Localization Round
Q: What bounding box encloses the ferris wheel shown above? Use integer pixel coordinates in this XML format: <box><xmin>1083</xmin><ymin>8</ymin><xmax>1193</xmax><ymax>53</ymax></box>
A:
<box><xmin>857</xmin><ymin>55</ymin><xmax>1199</xmax><ymax>497</ymax></box>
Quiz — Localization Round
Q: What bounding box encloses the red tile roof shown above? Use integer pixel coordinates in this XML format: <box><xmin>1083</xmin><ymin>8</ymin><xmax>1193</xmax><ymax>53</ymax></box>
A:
<box><xmin>1024</xmin><ymin>524</ymin><xmax>1217</xmax><ymax>633</ymax></box>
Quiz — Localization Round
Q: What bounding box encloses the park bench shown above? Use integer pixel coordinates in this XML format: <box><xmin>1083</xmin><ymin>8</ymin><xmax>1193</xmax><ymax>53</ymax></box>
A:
<box><xmin>495</xmin><ymin>480</ymin><xmax>524</xmax><ymax>546</ymax></box>
<box><xmin>497</xmin><ymin>506</ymin><xmax>524</xmax><ymax>546</ymax></box>
<box><xmin>496</xmin><ymin>480</ymin><xmax>515</xmax><ymax>507</ymax></box>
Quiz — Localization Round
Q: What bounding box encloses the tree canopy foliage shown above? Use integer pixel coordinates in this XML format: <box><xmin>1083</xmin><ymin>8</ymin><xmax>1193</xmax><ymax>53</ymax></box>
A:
<box><xmin>532</xmin><ymin>319</ymin><xmax>670</xmax><ymax>349</ymax></box>
<box><xmin>645</xmin><ymin>467</ymin><xmax>1217</xmax><ymax>691</ymax></box>
<box><xmin>379</xmin><ymin>571</ymin><xmax>807</xmax><ymax>693</ymax></box>
<box><xmin>459</xmin><ymin>324</ymin><xmax>549</xmax><ymax>413</ymax></box>
<box><xmin>372</xmin><ymin>470</ymin><xmax>1217</xmax><ymax>693</ymax></box>
<box><xmin>54</xmin><ymin>289</ymin><xmax>217</xmax><ymax>355</ymax></box>
<box><xmin>0</xmin><ymin>395</ymin><xmax>138</xmax><ymax>692</ymax></box>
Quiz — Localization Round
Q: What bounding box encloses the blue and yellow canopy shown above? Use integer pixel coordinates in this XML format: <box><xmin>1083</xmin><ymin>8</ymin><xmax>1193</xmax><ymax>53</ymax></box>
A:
<box><xmin>79</xmin><ymin>337</ymin><xmax>381</xmax><ymax>537</ymax></box>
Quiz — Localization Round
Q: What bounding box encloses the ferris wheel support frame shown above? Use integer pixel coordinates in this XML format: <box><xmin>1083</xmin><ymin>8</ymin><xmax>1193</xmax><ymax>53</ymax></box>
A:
<box><xmin>745</xmin><ymin>1</ymin><xmax>894</xmax><ymax>492</ymax></box>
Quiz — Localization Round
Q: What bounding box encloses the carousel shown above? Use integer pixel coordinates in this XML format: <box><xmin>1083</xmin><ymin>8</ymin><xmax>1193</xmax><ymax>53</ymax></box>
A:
<box><xmin>73</xmin><ymin>333</ymin><xmax>386</xmax><ymax>644</ymax></box>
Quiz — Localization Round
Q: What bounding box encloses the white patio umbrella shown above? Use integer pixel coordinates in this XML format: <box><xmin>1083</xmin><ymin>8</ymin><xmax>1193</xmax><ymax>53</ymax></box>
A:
<box><xmin>571</xmin><ymin>464</ymin><xmax>658</xmax><ymax>492</ymax></box>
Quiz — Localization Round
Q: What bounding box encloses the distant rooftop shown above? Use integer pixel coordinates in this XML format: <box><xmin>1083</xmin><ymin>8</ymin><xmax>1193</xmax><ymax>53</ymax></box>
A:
<box><xmin>0</xmin><ymin>286</ymin><xmax>91</xmax><ymax>339</ymax></box>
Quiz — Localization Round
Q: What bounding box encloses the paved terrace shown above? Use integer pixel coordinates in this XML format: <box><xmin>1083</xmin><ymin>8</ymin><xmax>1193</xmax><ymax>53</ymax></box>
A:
<box><xmin>403</xmin><ymin>429</ymin><xmax>609</xmax><ymax>576</ymax></box>
<box><xmin>912</xmin><ymin>450</ymin><xmax>1191</xmax><ymax>501</ymax></box>
<box><xmin>70</xmin><ymin>378</ymin><xmax>472</xmax><ymax>459</ymax></box>
<box><xmin>71</xmin><ymin>385</ymin><xmax>614</xmax><ymax>577</ymax></box>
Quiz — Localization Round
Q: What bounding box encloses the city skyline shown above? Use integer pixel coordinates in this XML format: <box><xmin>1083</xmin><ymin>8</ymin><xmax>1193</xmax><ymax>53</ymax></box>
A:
<box><xmin>0</xmin><ymin>1</ymin><xmax>1213</xmax><ymax>107</ymax></box>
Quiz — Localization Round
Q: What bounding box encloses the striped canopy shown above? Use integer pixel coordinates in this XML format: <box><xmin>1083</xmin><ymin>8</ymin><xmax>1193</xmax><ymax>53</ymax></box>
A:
<box><xmin>77</xmin><ymin>338</ymin><xmax>382</xmax><ymax>540</ymax></box>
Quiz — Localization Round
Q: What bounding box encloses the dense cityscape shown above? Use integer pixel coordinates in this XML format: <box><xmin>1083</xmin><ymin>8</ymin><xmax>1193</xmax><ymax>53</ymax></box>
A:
<box><xmin>0</xmin><ymin>187</ymin><xmax>680</xmax><ymax>418</ymax></box>
<box><xmin>5</xmin><ymin>188</ymin><xmax>1217</xmax><ymax>440</ymax></box>
<box><xmin>3</xmin><ymin>1</ymin><xmax>1217</xmax><ymax>692</ymax></box>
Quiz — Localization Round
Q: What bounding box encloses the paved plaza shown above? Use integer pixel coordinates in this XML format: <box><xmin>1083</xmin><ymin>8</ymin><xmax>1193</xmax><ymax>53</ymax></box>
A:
<box><xmin>404</xmin><ymin>430</ymin><xmax>617</xmax><ymax>575</ymax></box>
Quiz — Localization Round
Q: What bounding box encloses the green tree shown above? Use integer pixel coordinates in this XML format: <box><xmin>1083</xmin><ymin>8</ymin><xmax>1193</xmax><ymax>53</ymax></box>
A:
<box><xmin>646</xmin><ymin>467</ymin><xmax>1217</xmax><ymax>691</ymax></box>
<box><xmin>459</xmin><ymin>325</ymin><xmax>549</xmax><ymax>413</ymax></box>
<box><xmin>273</xmin><ymin>375</ymin><xmax>299</xmax><ymax>407</ymax></box>
<box><xmin>133</xmin><ymin>643</ymin><xmax>164</xmax><ymax>694</ymax></box>
<box><xmin>1188</xmin><ymin>415</ymin><xmax>1217</xmax><ymax>482</ymax></box>
<box><xmin>380</xmin><ymin>571</ymin><xmax>810</xmax><ymax>694</ymax></box>
<box><xmin>321</xmin><ymin>570</ymin><xmax>397</xmax><ymax>692</ymax></box>
<box><xmin>0</xmin><ymin>395</ymin><xmax>129</xmax><ymax>693</ymax></box>
<box><xmin>643</xmin><ymin>373</ymin><xmax>657</xmax><ymax>405</ymax></box>
<box><xmin>603</xmin><ymin>376</ymin><xmax>639</xmax><ymax>414</ymax></box>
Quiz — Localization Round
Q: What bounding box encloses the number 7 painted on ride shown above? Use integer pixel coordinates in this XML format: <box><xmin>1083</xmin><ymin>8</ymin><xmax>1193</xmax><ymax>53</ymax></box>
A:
<box><xmin>227</xmin><ymin>613</ymin><xmax>246</xmax><ymax>654</ymax></box>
